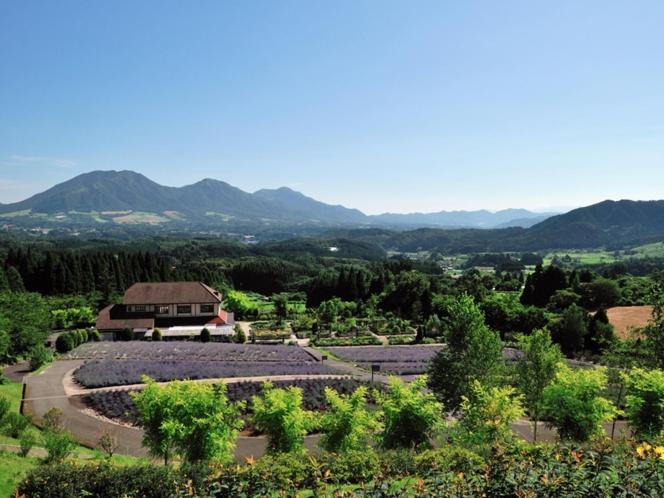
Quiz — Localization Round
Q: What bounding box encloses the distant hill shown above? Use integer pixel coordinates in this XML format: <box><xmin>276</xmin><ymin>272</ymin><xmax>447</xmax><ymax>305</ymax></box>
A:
<box><xmin>0</xmin><ymin>170</ymin><xmax>553</xmax><ymax>229</ymax></box>
<box><xmin>371</xmin><ymin>208</ymin><xmax>555</xmax><ymax>229</ymax></box>
<box><xmin>330</xmin><ymin>200</ymin><xmax>664</xmax><ymax>252</ymax></box>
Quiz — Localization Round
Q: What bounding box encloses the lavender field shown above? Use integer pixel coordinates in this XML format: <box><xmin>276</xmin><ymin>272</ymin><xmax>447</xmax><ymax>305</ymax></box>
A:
<box><xmin>74</xmin><ymin>359</ymin><xmax>340</xmax><ymax>388</ymax></box>
<box><xmin>84</xmin><ymin>378</ymin><xmax>380</xmax><ymax>424</ymax></box>
<box><xmin>325</xmin><ymin>345</ymin><xmax>443</xmax><ymax>375</ymax></box>
<box><xmin>64</xmin><ymin>342</ymin><xmax>317</xmax><ymax>362</ymax></box>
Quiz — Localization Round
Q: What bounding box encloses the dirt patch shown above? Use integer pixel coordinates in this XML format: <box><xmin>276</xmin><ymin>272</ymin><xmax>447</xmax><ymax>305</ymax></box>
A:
<box><xmin>2</xmin><ymin>361</ymin><xmax>31</xmax><ymax>382</ymax></box>
<box><xmin>607</xmin><ymin>306</ymin><xmax>654</xmax><ymax>339</ymax></box>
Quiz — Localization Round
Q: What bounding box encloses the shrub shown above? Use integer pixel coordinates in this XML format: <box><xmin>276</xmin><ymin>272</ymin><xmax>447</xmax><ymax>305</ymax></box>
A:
<box><xmin>252</xmin><ymin>381</ymin><xmax>316</xmax><ymax>453</ymax></box>
<box><xmin>98</xmin><ymin>430</ymin><xmax>118</xmax><ymax>459</ymax></box>
<box><xmin>19</xmin><ymin>429</ymin><xmax>36</xmax><ymax>457</ymax></box>
<box><xmin>29</xmin><ymin>343</ymin><xmax>53</xmax><ymax>371</ymax></box>
<box><xmin>542</xmin><ymin>365</ymin><xmax>617</xmax><ymax>442</ymax></box>
<box><xmin>117</xmin><ymin>328</ymin><xmax>133</xmax><ymax>341</ymax></box>
<box><xmin>322</xmin><ymin>448</ymin><xmax>380</xmax><ymax>484</ymax></box>
<box><xmin>234</xmin><ymin>324</ymin><xmax>246</xmax><ymax>344</ymax></box>
<box><xmin>0</xmin><ymin>394</ymin><xmax>10</xmax><ymax>421</ymax></box>
<box><xmin>42</xmin><ymin>407</ymin><xmax>64</xmax><ymax>432</ymax></box>
<box><xmin>3</xmin><ymin>412</ymin><xmax>29</xmax><ymax>438</ymax></box>
<box><xmin>452</xmin><ymin>381</ymin><xmax>525</xmax><ymax>451</ymax></box>
<box><xmin>622</xmin><ymin>368</ymin><xmax>664</xmax><ymax>440</ymax></box>
<box><xmin>152</xmin><ymin>328</ymin><xmax>162</xmax><ymax>341</ymax></box>
<box><xmin>89</xmin><ymin>328</ymin><xmax>102</xmax><ymax>341</ymax></box>
<box><xmin>319</xmin><ymin>385</ymin><xmax>379</xmax><ymax>453</ymax></box>
<box><xmin>200</xmin><ymin>328</ymin><xmax>211</xmax><ymax>343</ymax></box>
<box><xmin>44</xmin><ymin>429</ymin><xmax>76</xmax><ymax>463</ymax></box>
<box><xmin>413</xmin><ymin>446</ymin><xmax>484</xmax><ymax>476</ymax></box>
<box><xmin>55</xmin><ymin>333</ymin><xmax>74</xmax><ymax>353</ymax></box>
<box><xmin>376</xmin><ymin>376</ymin><xmax>444</xmax><ymax>449</ymax></box>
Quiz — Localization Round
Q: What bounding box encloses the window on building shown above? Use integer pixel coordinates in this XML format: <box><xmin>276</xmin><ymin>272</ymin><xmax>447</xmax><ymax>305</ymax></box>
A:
<box><xmin>134</xmin><ymin>305</ymin><xmax>147</xmax><ymax>312</ymax></box>
<box><xmin>177</xmin><ymin>305</ymin><xmax>192</xmax><ymax>314</ymax></box>
<box><xmin>157</xmin><ymin>305</ymin><xmax>169</xmax><ymax>314</ymax></box>
<box><xmin>200</xmin><ymin>304</ymin><xmax>214</xmax><ymax>313</ymax></box>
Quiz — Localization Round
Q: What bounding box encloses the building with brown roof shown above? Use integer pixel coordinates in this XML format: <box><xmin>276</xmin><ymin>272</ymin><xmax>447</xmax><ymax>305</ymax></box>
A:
<box><xmin>96</xmin><ymin>282</ymin><xmax>234</xmax><ymax>340</ymax></box>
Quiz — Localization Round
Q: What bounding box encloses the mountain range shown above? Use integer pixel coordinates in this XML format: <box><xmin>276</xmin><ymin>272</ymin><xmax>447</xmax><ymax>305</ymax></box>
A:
<box><xmin>0</xmin><ymin>170</ymin><xmax>552</xmax><ymax>229</ymax></box>
<box><xmin>2</xmin><ymin>170</ymin><xmax>664</xmax><ymax>251</ymax></box>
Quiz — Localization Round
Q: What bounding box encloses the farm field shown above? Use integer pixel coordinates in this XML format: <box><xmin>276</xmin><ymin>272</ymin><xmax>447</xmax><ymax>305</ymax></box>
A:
<box><xmin>84</xmin><ymin>378</ymin><xmax>378</xmax><ymax>426</ymax></box>
<box><xmin>606</xmin><ymin>305</ymin><xmax>654</xmax><ymax>339</ymax></box>
<box><xmin>324</xmin><ymin>345</ymin><xmax>443</xmax><ymax>375</ymax></box>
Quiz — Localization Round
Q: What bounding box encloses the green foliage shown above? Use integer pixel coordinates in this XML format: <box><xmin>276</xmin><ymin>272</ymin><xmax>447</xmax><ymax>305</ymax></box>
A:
<box><xmin>233</xmin><ymin>324</ymin><xmax>246</xmax><ymax>343</ymax></box>
<box><xmin>549</xmin><ymin>304</ymin><xmax>589</xmax><ymax>356</ymax></box>
<box><xmin>18</xmin><ymin>428</ymin><xmax>36</xmax><ymax>457</ymax></box>
<box><xmin>580</xmin><ymin>278</ymin><xmax>622</xmax><ymax>309</ymax></box>
<box><xmin>481</xmin><ymin>292</ymin><xmax>548</xmax><ymax>339</ymax></box>
<box><xmin>89</xmin><ymin>328</ymin><xmax>101</xmax><ymax>341</ymax></box>
<box><xmin>322</xmin><ymin>447</ymin><xmax>381</xmax><ymax>484</ymax></box>
<box><xmin>55</xmin><ymin>329</ymin><xmax>89</xmax><ymax>353</ymax></box>
<box><xmin>0</xmin><ymin>291</ymin><xmax>50</xmax><ymax>358</ymax></box>
<box><xmin>44</xmin><ymin>428</ymin><xmax>76</xmax><ymax>463</ymax></box>
<box><xmin>428</xmin><ymin>294</ymin><xmax>503</xmax><ymax>409</ymax></box>
<box><xmin>252</xmin><ymin>381</ymin><xmax>316</xmax><ymax>453</ymax></box>
<box><xmin>200</xmin><ymin>327</ymin><xmax>211</xmax><ymax>343</ymax></box>
<box><xmin>622</xmin><ymin>368</ymin><xmax>664</xmax><ymax>440</ymax></box>
<box><xmin>117</xmin><ymin>328</ymin><xmax>133</xmax><ymax>341</ymax></box>
<box><xmin>521</xmin><ymin>264</ymin><xmax>568</xmax><ymax>307</ymax></box>
<box><xmin>2</xmin><ymin>412</ymin><xmax>29</xmax><ymax>438</ymax></box>
<box><xmin>413</xmin><ymin>446</ymin><xmax>485</xmax><ymax>476</ymax></box>
<box><xmin>273</xmin><ymin>293</ymin><xmax>289</xmax><ymax>322</ymax></box>
<box><xmin>151</xmin><ymin>328</ymin><xmax>162</xmax><ymax>341</ymax></box>
<box><xmin>313</xmin><ymin>335</ymin><xmax>382</xmax><ymax>347</ymax></box>
<box><xmin>379</xmin><ymin>270</ymin><xmax>432</xmax><ymax>321</ymax></box>
<box><xmin>376</xmin><ymin>376</ymin><xmax>444</xmax><ymax>449</ymax></box>
<box><xmin>643</xmin><ymin>279</ymin><xmax>664</xmax><ymax>368</ymax></box>
<box><xmin>319</xmin><ymin>386</ymin><xmax>379</xmax><ymax>453</ymax></box>
<box><xmin>132</xmin><ymin>377</ymin><xmax>243</xmax><ymax>463</ymax></box>
<box><xmin>452</xmin><ymin>381</ymin><xmax>525</xmax><ymax>451</ymax></box>
<box><xmin>29</xmin><ymin>343</ymin><xmax>53</xmax><ymax>371</ymax></box>
<box><xmin>51</xmin><ymin>306</ymin><xmax>95</xmax><ymax>329</ymax></box>
<box><xmin>0</xmin><ymin>395</ymin><xmax>10</xmax><ymax>421</ymax></box>
<box><xmin>516</xmin><ymin>329</ymin><xmax>563</xmax><ymax>440</ymax></box>
<box><xmin>543</xmin><ymin>365</ymin><xmax>617</xmax><ymax>442</ymax></box>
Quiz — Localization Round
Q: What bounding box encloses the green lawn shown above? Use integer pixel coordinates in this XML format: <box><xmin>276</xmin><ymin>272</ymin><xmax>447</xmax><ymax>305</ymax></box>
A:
<box><xmin>0</xmin><ymin>383</ymin><xmax>22</xmax><ymax>414</ymax></box>
<box><xmin>0</xmin><ymin>451</ymin><xmax>38</xmax><ymax>498</ymax></box>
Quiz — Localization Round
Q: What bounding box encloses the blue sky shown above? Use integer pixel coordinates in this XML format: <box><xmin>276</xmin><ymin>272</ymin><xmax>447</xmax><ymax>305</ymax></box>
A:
<box><xmin>1</xmin><ymin>1</ymin><xmax>663</xmax><ymax>214</ymax></box>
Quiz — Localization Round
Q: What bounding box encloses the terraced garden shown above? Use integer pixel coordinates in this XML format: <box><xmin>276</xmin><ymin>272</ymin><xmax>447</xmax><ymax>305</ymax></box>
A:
<box><xmin>84</xmin><ymin>378</ymin><xmax>378</xmax><ymax>426</ymax></box>
<box><xmin>325</xmin><ymin>345</ymin><xmax>443</xmax><ymax>375</ymax></box>
<box><xmin>67</xmin><ymin>342</ymin><xmax>338</xmax><ymax>388</ymax></box>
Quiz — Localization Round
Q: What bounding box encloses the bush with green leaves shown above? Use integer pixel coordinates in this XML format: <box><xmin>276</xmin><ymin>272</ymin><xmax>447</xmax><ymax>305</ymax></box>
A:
<box><xmin>2</xmin><ymin>412</ymin><xmax>29</xmax><ymax>438</ymax></box>
<box><xmin>252</xmin><ymin>381</ymin><xmax>316</xmax><ymax>453</ymax></box>
<box><xmin>152</xmin><ymin>328</ymin><xmax>162</xmax><ymax>341</ymax></box>
<box><xmin>0</xmin><ymin>394</ymin><xmax>10</xmax><ymax>421</ymax></box>
<box><xmin>29</xmin><ymin>343</ymin><xmax>53</xmax><ymax>371</ymax></box>
<box><xmin>319</xmin><ymin>385</ymin><xmax>379</xmax><ymax>453</ymax></box>
<box><xmin>622</xmin><ymin>367</ymin><xmax>664</xmax><ymax>440</ymax></box>
<box><xmin>452</xmin><ymin>381</ymin><xmax>524</xmax><ymax>451</ymax></box>
<box><xmin>542</xmin><ymin>365</ymin><xmax>617</xmax><ymax>442</ymax></box>
<box><xmin>132</xmin><ymin>377</ymin><xmax>243</xmax><ymax>463</ymax></box>
<box><xmin>200</xmin><ymin>327</ymin><xmax>211</xmax><ymax>343</ymax></box>
<box><xmin>321</xmin><ymin>447</ymin><xmax>380</xmax><ymax>484</ymax></box>
<box><xmin>19</xmin><ymin>428</ymin><xmax>37</xmax><ymax>457</ymax></box>
<box><xmin>44</xmin><ymin>428</ymin><xmax>76</xmax><ymax>463</ymax></box>
<box><xmin>233</xmin><ymin>324</ymin><xmax>246</xmax><ymax>343</ymax></box>
<box><xmin>376</xmin><ymin>376</ymin><xmax>444</xmax><ymax>449</ymax></box>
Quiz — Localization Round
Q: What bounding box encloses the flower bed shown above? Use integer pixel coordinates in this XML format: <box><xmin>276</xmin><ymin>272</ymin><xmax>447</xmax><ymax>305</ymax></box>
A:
<box><xmin>84</xmin><ymin>378</ymin><xmax>380</xmax><ymax>424</ymax></box>
<box><xmin>74</xmin><ymin>359</ymin><xmax>340</xmax><ymax>388</ymax></box>
<box><xmin>325</xmin><ymin>345</ymin><xmax>443</xmax><ymax>375</ymax></box>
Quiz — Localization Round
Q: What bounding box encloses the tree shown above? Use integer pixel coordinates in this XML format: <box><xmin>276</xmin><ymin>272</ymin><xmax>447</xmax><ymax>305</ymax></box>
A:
<box><xmin>98</xmin><ymin>430</ymin><xmax>118</xmax><ymax>460</ymax></box>
<box><xmin>272</xmin><ymin>293</ymin><xmax>289</xmax><ymax>324</ymax></box>
<box><xmin>542</xmin><ymin>365</ymin><xmax>617</xmax><ymax>442</ymax></box>
<box><xmin>200</xmin><ymin>327</ymin><xmax>211</xmax><ymax>343</ymax></box>
<box><xmin>428</xmin><ymin>295</ymin><xmax>503</xmax><ymax>410</ymax></box>
<box><xmin>580</xmin><ymin>278</ymin><xmax>621</xmax><ymax>309</ymax></box>
<box><xmin>521</xmin><ymin>265</ymin><xmax>567</xmax><ymax>307</ymax></box>
<box><xmin>622</xmin><ymin>368</ymin><xmax>664</xmax><ymax>440</ymax></box>
<box><xmin>452</xmin><ymin>381</ymin><xmax>524</xmax><ymax>451</ymax></box>
<box><xmin>319</xmin><ymin>386</ymin><xmax>379</xmax><ymax>453</ymax></box>
<box><xmin>132</xmin><ymin>377</ymin><xmax>243</xmax><ymax>463</ymax></box>
<box><xmin>379</xmin><ymin>271</ymin><xmax>432</xmax><ymax>321</ymax></box>
<box><xmin>152</xmin><ymin>328</ymin><xmax>162</xmax><ymax>341</ymax></box>
<box><xmin>252</xmin><ymin>382</ymin><xmax>316</xmax><ymax>453</ymax></box>
<box><xmin>515</xmin><ymin>329</ymin><xmax>563</xmax><ymax>441</ymax></box>
<box><xmin>643</xmin><ymin>280</ymin><xmax>664</xmax><ymax>368</ymax></box>
<box><xmin>5</xmin><ymin>266</ymin><xmax>25</xmax><ymax>292</ymax></box>
<box><xmin>549</xmin><ymin>304</ymin><xmax>589</xmax><ymax>356</ymax></box>
<box><xmin>44</xmin><ymin>429</ymin><xmax>76</xmax><ymax>464</ymax></box>
<box><xmin>376</xmin><ymin>376</ymin><xmax>444</xmax><ymax>449</ymax></box>
<box><xmin>233</xmin><ymin>324</ymin><xmax>246</xmax><ymax>343</ymax></box>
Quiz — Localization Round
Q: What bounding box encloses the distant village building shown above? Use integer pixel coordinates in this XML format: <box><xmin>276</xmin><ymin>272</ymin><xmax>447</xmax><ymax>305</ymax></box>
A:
<box><xmin>96</xmin><ymin>281</ymin><xmax>234</xmax><ymax>341</ymax></box>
